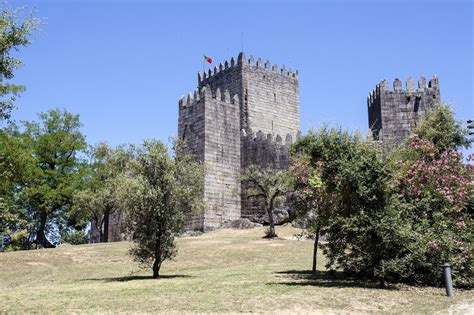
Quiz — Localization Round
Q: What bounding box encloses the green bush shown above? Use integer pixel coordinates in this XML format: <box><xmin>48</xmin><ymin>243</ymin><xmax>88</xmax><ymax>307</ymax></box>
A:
<box><xmin>292</xmin><ymin>128</ymin><xmax>403</xmax><ymax>286</ymax></box>
<box><xmin>291</xmin><ymin>117</ymin><xmax>473</xmax><ymax>287</ymax></box>
<box><xmin>4</xmin><ymin>229</ymin><xmax>30</xmax><ymax>251</ymax></box>
<box><xmin>61</xmin><ymin>230</ymin><xmax>89</xmax><ymax>245</ymax></box>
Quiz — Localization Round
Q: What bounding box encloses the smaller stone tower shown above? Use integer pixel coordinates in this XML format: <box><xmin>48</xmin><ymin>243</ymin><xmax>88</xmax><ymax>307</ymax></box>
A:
<box><xmin>368</xmin><ymin>76</ymin><xmax>440</xmax><ymax>146</ymax></box>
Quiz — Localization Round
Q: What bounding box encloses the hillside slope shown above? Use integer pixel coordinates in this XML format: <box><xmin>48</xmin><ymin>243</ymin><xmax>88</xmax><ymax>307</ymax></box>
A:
<box><xmin>0</xmin><ymin>226</ymin><xmax>472</xmax><ymax>313</ymax></box>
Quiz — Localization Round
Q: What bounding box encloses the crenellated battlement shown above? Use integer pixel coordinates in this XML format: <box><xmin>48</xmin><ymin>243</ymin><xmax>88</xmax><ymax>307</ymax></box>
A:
<box><xmin>244</xmin><ymin>53</ymin><xmax>298</xmax><ymax>79</ymax></box>
<box><xmin>197</xmin><ymin>52</ymin><xmax>298</xmax><ymax>87</ymax></box>
<box><xmin>241</xmin><ymin>128</ymin><xmax>295</xmax><ymax>169</ymax></box>
<box><xmin>368</xmin><ymin>76</ymin><xmax>439</xmax><ymax>107</ymax></box>
<box><xmin>179</xmin><ymin>85</ymin><xmax>239</xmax><ymax>110</ymax></box>
<box><xmin>241</xmin><ymin>128</ymin><xmax>295</xmax><ymax>146</ymax></box>
<box><xmin>367</xmin><ymin>75</ymin><xmax>440</xmax><ymax>146</ymax></box>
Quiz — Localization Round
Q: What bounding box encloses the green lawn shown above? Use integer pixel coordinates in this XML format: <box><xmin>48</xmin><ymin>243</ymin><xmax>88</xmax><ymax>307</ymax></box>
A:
<box><xmin>0</xmin><ymin>226</ymin><xmax>472</xmax><ymax>313</ymax></box>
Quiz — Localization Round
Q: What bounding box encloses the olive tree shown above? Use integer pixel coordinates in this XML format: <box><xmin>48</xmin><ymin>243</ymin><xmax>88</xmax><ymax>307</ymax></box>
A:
<box><xmin>118</xmin><ymin>140</ymin><xmax>204</xmax><ymax>278</ymax></box>
<box><xmin>241</xmin><ymin>166</ymin><xmax>291</xmax><ymax>238</ymax></box>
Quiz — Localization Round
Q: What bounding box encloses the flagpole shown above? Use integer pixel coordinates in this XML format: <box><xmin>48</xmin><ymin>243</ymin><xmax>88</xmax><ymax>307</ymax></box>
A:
<box><xmin>203</xmin><ymin>53</ymin><xmax>205</xmax><ymax>76</ymax></box>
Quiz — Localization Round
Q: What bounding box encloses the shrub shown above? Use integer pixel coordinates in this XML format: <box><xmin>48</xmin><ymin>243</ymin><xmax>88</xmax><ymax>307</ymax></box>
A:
<box><xmin>291</xmin><ymin>128</ymin><xmax>402</xmax><ymax>286</ymax></box>
<box><xmin>61</xmin><ymin>230</ymin><xmax>89</xmax><ymax>245</ymax></box>
<box><xmin>291</xmin><ymin>124</ymin><xmax>473</xmax><ymax>287</ymax></box>
<box><xmin>394</xmin><ymin>136</ymin><xmax>473</xmax><ymax>287</ymax></box>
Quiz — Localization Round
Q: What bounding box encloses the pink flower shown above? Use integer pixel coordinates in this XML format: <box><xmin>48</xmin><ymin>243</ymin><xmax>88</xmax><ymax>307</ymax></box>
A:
<box><xmin>457</xmin><ymin>220</ymin><xmax>465</xmax><ymax>228</ymax></box>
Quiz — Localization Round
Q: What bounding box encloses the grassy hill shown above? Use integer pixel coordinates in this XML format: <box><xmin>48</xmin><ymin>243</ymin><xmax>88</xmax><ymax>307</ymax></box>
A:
<box><xmin>0</xmin><ymin>226</ymin><xmax>472</xmax><ymax>313</ymax></box>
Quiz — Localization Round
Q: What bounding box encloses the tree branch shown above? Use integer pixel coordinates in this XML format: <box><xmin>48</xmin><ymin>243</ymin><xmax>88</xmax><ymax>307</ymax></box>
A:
<box><xmin>246</xmin><ymin>193</ymin><xmax>266</xmax><ymax>199</ymax></box>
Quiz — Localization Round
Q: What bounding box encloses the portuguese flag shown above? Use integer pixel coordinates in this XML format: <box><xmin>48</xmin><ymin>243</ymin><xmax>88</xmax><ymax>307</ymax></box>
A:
<box><xmin>203</xmin><ymin>55</ymin><xmax>212</xmax><ymax>64</ymax></box>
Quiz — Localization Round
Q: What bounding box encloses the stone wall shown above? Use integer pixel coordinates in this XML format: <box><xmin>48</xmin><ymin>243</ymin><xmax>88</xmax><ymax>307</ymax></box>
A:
<box><xmin>178</xmin><ymin>86</ymin><xmax>241</xmax><ymax>230</ymax></box>
<box><xmin>89</xmin><ymin>210</ymin><xmax>126</xmax><ymax>243</ymax></box>
<box><xmin>241</xmin><ymin>129</ymin><xmax>294</xmax><ymax>169</ymax></box>
<box><xmin>240</xmin><ymin>129</ymin><xmax>295</xmax><ymax>218</ymax></box>
<box><xmin>242</xmin><ymin>56</ymin><xmax>300</xmax><ymax>138</ymax></box>
<box><xmin>368</xmin><ymin>76</ymin><xmax>440</xmax><ymax>146</ymax></box>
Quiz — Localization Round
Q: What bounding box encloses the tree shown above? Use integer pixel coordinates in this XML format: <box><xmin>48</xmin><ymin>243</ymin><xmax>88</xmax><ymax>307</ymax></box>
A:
<box><xmin>0</xmin><ymin>124</ymin><xmax>35</xmax><ymax>250</ymax></box>
<box><xmin>21</xmin><ymin>109</ymin><xmax>87</xmax><ymax>248</ymax></box>
<box><xmin>118</xmin><ymin>140</ymin><xmax>204</xmax><ymax>278</ymax></box>
<box><xmin>291</xmin><ymin>128</ymin><xmax>403</xmax><ymax>286</ymax></box>
<box><xmin>72</xmin><ymin>143</ymin><xmax>130</xmax><ymax>242</ymax></box>
<box><xmin>414</xmin><ymin>103</ymin><xmax>470</xmax><ymax>152</ymax></box>
<box><xmin>0</xmin><ymin>4</ymin><xmax>40</xmax><ymax>121</ymax></box>
<box><xmin>292</xmin><ymin>114</ymin><xmax>473</xmax><ymax>287</ymax></box>
<box><xmin>241</xmin><ymin>166</ymin><xmax>291</xmax><ymax>238</ymax></box>
<box><xmin>291</xmin><ymin>158</ymin><xmax>334</xmax><ymax>273</ymax></box>
<box><xmin>72</xmin><ymin>184</ymin><xmax>117</xmax><ymax>243</ymax></box>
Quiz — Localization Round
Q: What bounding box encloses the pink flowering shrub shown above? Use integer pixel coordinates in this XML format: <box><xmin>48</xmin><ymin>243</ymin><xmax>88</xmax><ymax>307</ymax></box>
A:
<box><xmin>395</xmin><ymin>135</ymin><xmax>473</xmax><ymax>287</ymax></box>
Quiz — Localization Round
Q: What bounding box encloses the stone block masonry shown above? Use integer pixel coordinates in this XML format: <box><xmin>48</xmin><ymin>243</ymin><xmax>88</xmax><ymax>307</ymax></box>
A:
<box><xmin>178</xmin><ymin>87</ymin><xmax>242</xmax><ymax>230</ymax></box>
<box><xmin>179</xmin><ymin>52</ymin><xmax>301</xmax><ymax>231</ymax></box>
<box><xmin>368</xmin><ymin>76</ymin><xmax>440</xmax><ymax>146</ymax></box>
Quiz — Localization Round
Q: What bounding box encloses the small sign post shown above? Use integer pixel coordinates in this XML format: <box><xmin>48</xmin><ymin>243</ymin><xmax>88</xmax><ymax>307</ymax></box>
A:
<box><xmin>442</xmin><ymin>263</ymin><xmax>454</xmax><ymax>297</ymax></box>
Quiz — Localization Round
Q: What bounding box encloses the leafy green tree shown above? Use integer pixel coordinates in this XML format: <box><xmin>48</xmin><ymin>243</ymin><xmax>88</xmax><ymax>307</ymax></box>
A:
<box><xmin>72</xmin><ymin>143</ymin><xmax>130</xmax><ymax>242</ymax></box>
<box><xmin>414</xmin><ymin>103</ymin><xmax>470</xmax><ymax>152</ymax></box>
<box><xmin>0</xmin><ymin>4</ymin><xmax>40</xmax><ymax>121</ymax></box>
<box><xmin>292</xmin><ymin>114</ymin><xmax>473</xmax><ymax>287</ymax></box>
<box><xmin>0</xmin><ymin>124</ymin><xmax>35</xmax><ymax>249</ymax></box>
<box><xmin>241</xmin><ymin>166</ymin><xmax>291</xmax><ymax>238</ymax></box>
<box><xmin>292</xmin><ymin>128</ymin><xmax>406</xmax><ymax>286</ymax></box>
<box><xmin>118</xmin><ymin>140</ymin><xmax>204</xmax><ymax>278</ymax></box>
<box><xmin>290</xmin><ymin>158</ymin><xmax>334</xmax><ymax>272</ymax></box>
<box><xmin>21</xmin><ymin>109</ymin><xmax>87</xmax><ymax>248</ymax></box>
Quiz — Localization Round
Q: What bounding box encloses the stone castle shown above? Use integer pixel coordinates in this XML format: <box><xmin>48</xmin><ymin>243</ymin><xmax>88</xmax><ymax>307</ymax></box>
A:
<box><xmin>177</xmin><ymin>52</ymin><xmax>440</xmax><ymax>231</ymax></box>
<box><xmin>90</xmin><ymin>52</ymin><xmax>440</xmax><ymax>240</ymax></box>
<box><xmin>178</xmin><ymin>52</ymin><xmax>299</xmax><ymax>230</ymax></box>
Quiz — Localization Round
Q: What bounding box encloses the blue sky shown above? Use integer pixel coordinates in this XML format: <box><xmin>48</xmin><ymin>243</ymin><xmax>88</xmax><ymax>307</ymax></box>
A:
<box><xmin>8</xmin><ymin>0</ymin><xmax>474</xmax><ymax>147</ymax></box>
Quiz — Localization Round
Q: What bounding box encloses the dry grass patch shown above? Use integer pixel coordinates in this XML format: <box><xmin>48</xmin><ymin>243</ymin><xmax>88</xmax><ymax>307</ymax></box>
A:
<box><xmin>0</xmin><ymin>225</ymin><xmax>472</xmax><ymax>313</ymax></box>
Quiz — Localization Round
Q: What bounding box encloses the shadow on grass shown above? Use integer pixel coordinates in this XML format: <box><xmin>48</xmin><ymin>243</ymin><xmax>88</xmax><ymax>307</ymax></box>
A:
<box><xmin>85</xmin><ymin>274</ymin><xmax>193</xmax><ymax>282</ymax></box>
<box><xmin>269</xmin><ymin>270</ymin><xmax>398</xmax><ymax>290</ymax></box>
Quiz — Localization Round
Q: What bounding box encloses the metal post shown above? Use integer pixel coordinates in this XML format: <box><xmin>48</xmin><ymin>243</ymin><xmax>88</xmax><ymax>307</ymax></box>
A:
<box><xmin>442</xmin><ymin>263</ymin><xmax>454</xmax><ymax>297</ymax></box>
<box><xmin>467</xmin><ymin>119</ymin><xmax>474</xmax><ymax>143</ymax></box>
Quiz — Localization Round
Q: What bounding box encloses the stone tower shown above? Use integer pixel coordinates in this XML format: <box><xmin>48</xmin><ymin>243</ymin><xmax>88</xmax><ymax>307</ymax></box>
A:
<box><xmin>178</xmin><ymin>52</ymin><xmax>300</xmax><ymax>231</ymax></box>
<box><xmin>368</xmin><ymin>76</ymin><xmax>440</xmax><ymax>146</ymax></box>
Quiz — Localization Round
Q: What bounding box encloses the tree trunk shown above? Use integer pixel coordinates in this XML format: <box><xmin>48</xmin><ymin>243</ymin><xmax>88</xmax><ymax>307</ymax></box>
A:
<box><xmin>267</xmin><ymin>207</ymin><xmax>276</xmax><ymax>238</ymax></box>
<box><xmin>98</xmin><ymin>218</ymin><xmax>104</xmax><ymax>243</ymax></box>
<box><xmin>36</xmin><ymin>211</ymin><xmax>55</xmax><ymax>248</ymax></box>
<box><xmin>152</xmin><ymin>259</ymin><xmax>161</xmax><ymax>278</ymax></box>
<box><xmin>312</xmin><ymin>225</ymin><xmax>320</xmax><ymax>273</ymax></box>
<box><xmin>152</xmin><ymin>237</ymin><xmax>162</xmax><ymax>278</ymax></box>
<box><xmin>103</xmin><ymin>210</ymin><xmax>110</xmax><ymax>242</ymax></box>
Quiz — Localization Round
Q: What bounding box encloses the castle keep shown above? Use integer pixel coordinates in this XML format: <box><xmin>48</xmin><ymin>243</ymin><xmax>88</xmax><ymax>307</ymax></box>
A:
<box><xmin>90</xmin><ymin>52</ymin><xmax>442</xmax><ymax>241</ymax></box>
<box><xmin>368</xmin><ymin>76</ymin><xmax>440</xmax><ymax>146</ymax></box>
<box><xmin>178</xmin><ymin>52</ymin><xmax>299</xmax><ymax>230</ymax></box>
